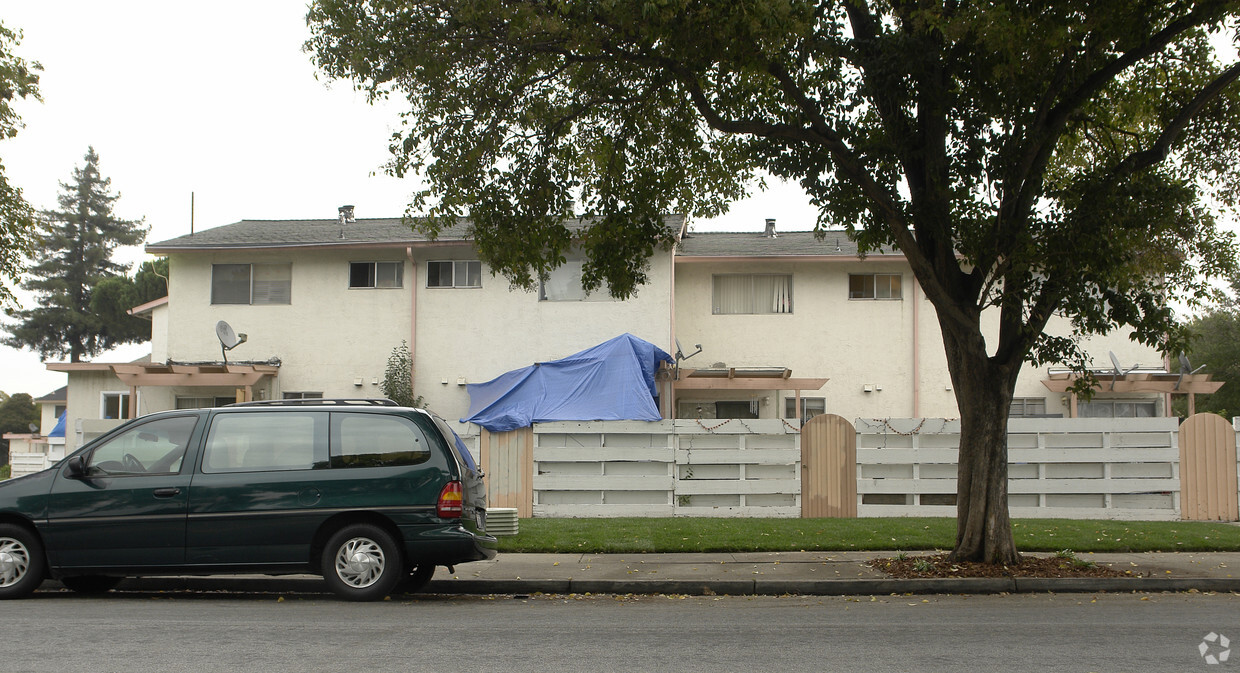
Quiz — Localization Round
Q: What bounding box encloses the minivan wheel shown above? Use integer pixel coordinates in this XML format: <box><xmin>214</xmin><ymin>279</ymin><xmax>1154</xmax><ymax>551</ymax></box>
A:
<box><xmin>0</xmin><ymin>524</ymin><xmax>46</xmax><ymax>599</ymax></box>
<box><xmin>61</xmin><ymin>575</ymin><xmax>123</xmax><ymax>594</ymax></box>
<box><xmin>321</xmin><ymin>523</ymin><xmax>403</xmax><ymax>601</ymax></box>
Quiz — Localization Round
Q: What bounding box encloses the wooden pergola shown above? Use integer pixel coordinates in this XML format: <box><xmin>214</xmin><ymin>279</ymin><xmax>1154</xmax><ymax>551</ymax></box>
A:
<box><xmin>1042</xmin><ymin>368</ymin><xmax>1224</xmax><ymax>417</ymax></box>
<box><xmin>48</xmin><ymin>361</ymin><xmax>279</xmax><ymax>417</ymax></box>
<box><xmin>668</xmin><ymin>366</ymin><xmax>828</xmax><ymax>419</ymax></box>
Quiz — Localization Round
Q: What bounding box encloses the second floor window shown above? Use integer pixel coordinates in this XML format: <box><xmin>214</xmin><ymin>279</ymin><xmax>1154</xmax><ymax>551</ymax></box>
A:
<box><xmin>428</xmin><ymin>260</ymin><xmax>482</xmax><ymax>288</ymax></box>
<box><xmin>350</xmin><ymin>261</ymin><xmax>403</xmax><ymax>288</ymax></box>
<box><xmin>849</xmin><ymin>273</ymin><xmax>902</xmax><ymax>299</ymax></box>
<box><xmin>712</xmin><ymin>274</ymin><xmax>792</xmax><ymax>314</ymax></box>
<box><xmin>212</xmin><ymin>263</ymin><xmax>292</xmax><ymax>305</ymax></box>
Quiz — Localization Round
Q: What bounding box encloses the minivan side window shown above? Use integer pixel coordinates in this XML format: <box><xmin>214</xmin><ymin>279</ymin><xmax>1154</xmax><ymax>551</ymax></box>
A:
<box><xmin>202</xmin><ymin>412</ymin><xmax>326</xmax><ymax>473</ymax></box>
<box><xmin>331</xmin><ymin>413</ymin><xmax>432</xmax><ymax>468</ymax></box>
<box><xmin>85</xmin><ymin>415</ymin><xmax>200</xmax><ymax>476</ymax></box>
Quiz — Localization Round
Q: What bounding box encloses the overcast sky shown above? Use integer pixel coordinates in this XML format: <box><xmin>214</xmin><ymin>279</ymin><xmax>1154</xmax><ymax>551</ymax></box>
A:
<box><xmin>0</xmin><ymin>1</ymin><xmax>819</xmax><ymax>398</ymax></box>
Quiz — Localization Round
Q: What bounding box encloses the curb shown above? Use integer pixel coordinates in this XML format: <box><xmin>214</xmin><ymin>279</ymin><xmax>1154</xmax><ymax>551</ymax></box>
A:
<box><xmin>48</xmin><ymin>575</ymin><xmax>1240</xmax><ymax>597</ymax></box>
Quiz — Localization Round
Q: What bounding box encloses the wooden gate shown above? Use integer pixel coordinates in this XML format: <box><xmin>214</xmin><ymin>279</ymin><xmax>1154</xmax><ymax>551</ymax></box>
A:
<box><xmin>800</xmin><ymin>414</ymin><xmax>857</xmax><ymax>517</ymax></box>
<box><xmin>479</xmin><ymin>426</ymin><xmax>534</xmax><ymax>518</ymax></box>
<box><xmin>1179</xmin><ymin>413</ymin><xmax>1239</xmax><ymax>521</ymax></box>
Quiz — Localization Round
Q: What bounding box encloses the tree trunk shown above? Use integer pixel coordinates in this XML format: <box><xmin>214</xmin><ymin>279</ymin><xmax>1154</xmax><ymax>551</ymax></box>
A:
<box><xmin>940</xmin><ymin>321</ymin><xmax>1021</xmax><ymax>565</ymax></box>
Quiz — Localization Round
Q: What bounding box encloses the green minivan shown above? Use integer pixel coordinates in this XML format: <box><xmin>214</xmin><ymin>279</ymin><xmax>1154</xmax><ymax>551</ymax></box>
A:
<box><xmin>0</xmin><ymin>399</ymin><xmax>496</xmax><ymax>601</ymax></box>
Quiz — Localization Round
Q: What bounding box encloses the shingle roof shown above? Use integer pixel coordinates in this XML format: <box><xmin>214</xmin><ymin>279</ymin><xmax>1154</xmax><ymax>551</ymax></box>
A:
<box><xmin>677</xmin><ymin>230</ymin><xmax>900</xmax><ymax>257</ymax></box>
<box><xmin>147</xmin><ymin>215</ymin><xmax>687</xmax><ymax>252</ymax></box>
<box><xmin>34</xmin><ymin>386</ymin><xmax>67</xmax><ymax>404</ymax></box>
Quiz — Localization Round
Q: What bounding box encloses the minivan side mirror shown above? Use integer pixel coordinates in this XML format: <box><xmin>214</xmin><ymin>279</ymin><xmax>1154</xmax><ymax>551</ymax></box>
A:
<box><xmin>63</xmin><ymin>455</ymin><xmax>86</xmax><ymax>479</ymax></box>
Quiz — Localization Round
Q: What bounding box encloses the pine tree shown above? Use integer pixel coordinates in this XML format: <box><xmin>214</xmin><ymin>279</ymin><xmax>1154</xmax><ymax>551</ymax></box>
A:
<box><xmin>3</xmin><ymin>147</ymin><xmax>148</xmax><ymax>361</ymax></box>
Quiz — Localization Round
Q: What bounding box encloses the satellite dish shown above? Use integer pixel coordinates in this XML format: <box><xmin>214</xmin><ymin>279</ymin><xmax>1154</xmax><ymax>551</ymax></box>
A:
<box><xmin>674</xmin><ymin>338</ymin><xmax>702</xmax><ymax>362</ymax></box>
<box><xmin>1175</xmin><ymin>352</ymin><xmax>1207</xmax><ymax>390</ymax></box>
<box><xmin>671</xmin><ymin>338</ymin><xmax>702</xmax><ymax>381</ymax></box>
<box><xmin>215</xmin><ymin>320</ymin><xmax>248</xmax><ymax>364</ymax></box>
<box><xmin>1107</xmin><ymin>351</ymin><xmax>1137</xmax><ymax>391</ymax></box>
<box><xmin>28</xmin><ymin>423</ymin><xmax>38</xmax><ymax>433</ymax></box>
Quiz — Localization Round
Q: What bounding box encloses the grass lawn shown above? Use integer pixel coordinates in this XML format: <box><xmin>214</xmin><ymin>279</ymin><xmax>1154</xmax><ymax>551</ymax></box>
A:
<box><xmin>494</xmin><ymin>517</ymin><xmax>1240</xmax><ymax>554</ymax></box>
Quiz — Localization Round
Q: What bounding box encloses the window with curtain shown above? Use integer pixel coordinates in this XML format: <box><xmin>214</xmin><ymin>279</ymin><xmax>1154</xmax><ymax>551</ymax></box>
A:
<box><xmin>712</xmin><ymin>274</ymin><xmax>793</xmax><ymax>314</ymax></box>
<box><xmin>539</xmin><ymin>259</ymin><xmax>614</xmax><ymax>301</ymax></box>
<box><xmin>427</xmin><ymin>260</ymin><xmax>481</xmax><ymax>288</ymax></box>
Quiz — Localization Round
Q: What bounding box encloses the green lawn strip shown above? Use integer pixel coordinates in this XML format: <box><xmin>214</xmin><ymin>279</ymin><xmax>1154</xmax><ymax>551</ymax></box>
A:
<box><xmin>495</xmin><ymin>517</ymin><xmax>1240</xmax><ymax>554</ymax></box>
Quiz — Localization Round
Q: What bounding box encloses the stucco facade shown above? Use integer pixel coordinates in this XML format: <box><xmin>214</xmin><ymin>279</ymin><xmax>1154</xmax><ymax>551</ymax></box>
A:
<box><xmin>43</xmin><ymin>215</ymin><xmax>1180</xmax><ymax>445</ymax></box>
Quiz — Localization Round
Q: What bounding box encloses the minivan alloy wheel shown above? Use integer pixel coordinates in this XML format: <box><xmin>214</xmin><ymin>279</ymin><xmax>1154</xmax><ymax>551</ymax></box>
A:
<box><xmin>0</xmin><ymin>537</ymin><xmax>31</xmax><ymax>587</ymax></box>
<box><xmin>334</xmin><ymin>537</ymin><xmax>386</xmax><ymax>588</ymax></box>
<box><xmin>320</xmin><ymin>523</ymin><xmax>404</xmax><ymax>601</ymax></box>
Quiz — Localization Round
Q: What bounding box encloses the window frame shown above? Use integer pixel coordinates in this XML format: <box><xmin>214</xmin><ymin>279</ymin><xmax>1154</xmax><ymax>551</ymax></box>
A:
<box><xmin>1077</xmin><ymin>399</ymin><xmax>1157</xmax><ymax>418</ymax></box>
<box><xmin>711</xmin><ymin>273</ymin><xmax>794</xmax><ymax>315</ymax></box>
<box><xmin>848</xmin><ymin>273</ymin><xmax>903</xmax><ymax>300</ymax></box>
<box><xmin>1009</xmin><ymin>397</ymin><xmax>1050</xmax><ymax>418</ymax></box>
<box><xmin>349</xmin><ymin>261</ymin><xmax>404</xmax><ymax>289</ymax></box>
<box><xmin>200</xmin><ymin>411</ymin><xmax>327</xmax><ymax>473</ymax></box>
<box><xmin>329</xmin><ymin>412</ymin><xmax>434</xmax><ymax>469</ymax></box>
<box><xmin>101</xmin><ymin>391</ymin><xmax>133</xmax><ymax>420</ymax></box>
<box><xmin>282</xmin><ymin>391</ymin><xmax>324</xmax><ymax>400</ymax></box>
<box><xmin>211</xmin><ymin>263</ymin><xmax>292</xmax><ymax>305</ymax></box>
<box><xmin>84</xmin><ymin>414</ymin><xmax>201</xmax><ymax>477</ymax></box>
<box><xmin>427</xmin><ymin>260</ymin><xmax>483</xmax><ymax>289</ymax></box>
<box><xmin>784</xmin><ymin>397</ymin><xmax>826</xmax><ymax>425</ymax></box>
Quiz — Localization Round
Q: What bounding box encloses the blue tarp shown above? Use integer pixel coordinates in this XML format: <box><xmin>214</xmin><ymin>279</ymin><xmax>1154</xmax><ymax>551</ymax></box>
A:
<box><xmin>463</xmin><ymin>334</ymin><xmax>673</xmax><ymax>432</ymax></box>
<box><xmin>48</xmin><ymin>411</ymin><xmax>66</xmax><ymax>438</ymax></box>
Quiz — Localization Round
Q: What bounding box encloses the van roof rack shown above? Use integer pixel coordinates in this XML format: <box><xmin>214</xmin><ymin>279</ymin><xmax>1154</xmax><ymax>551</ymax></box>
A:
<box><xmin>226</xmin><ymin>398</ymin><xmax>399</xmax><ymax>407</ymax></box>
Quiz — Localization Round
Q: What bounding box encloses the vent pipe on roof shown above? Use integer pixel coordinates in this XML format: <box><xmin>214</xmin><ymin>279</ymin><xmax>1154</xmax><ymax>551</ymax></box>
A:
<box><xmin>338</xmin><ymin>204</ymin><xmax>356</xmax><ymax>224</ymax></box>
<box><xmin>763</xmin><ymin>218</ymin><xmax>777</xmax><ymax>238</ymax></box>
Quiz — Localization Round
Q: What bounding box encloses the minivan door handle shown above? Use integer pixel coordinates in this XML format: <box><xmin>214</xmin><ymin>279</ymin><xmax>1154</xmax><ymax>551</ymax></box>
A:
<box><xmin>153</xmin><ymin>487</ymin><xmax>182</xmax><ymax>498</ymax></box>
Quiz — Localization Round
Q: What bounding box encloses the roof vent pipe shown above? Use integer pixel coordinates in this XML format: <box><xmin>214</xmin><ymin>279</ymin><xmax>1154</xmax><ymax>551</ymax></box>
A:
<box><xmin>338</xmin><ymin>205</ymin><xmax>356</xmax><ymax>224</ymax></box>
<box><xmin>763</xmin><ymin>218</ymin><xmax>777</xmax><ymax>238</ymax></box>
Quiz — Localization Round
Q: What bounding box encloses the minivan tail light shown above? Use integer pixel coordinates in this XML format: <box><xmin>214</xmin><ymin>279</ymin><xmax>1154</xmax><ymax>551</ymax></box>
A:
<box><xmin>437</xmin><ymin>481</ymin><xmax>464</xmax><ymax>518</ymax></box>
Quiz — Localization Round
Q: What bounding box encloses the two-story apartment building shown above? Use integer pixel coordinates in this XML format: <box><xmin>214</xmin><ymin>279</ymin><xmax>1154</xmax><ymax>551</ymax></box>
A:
<box><xmin>43</xmin><ymin>210</ymin><xmax>1184</xmax><ymax>451</ymax></box>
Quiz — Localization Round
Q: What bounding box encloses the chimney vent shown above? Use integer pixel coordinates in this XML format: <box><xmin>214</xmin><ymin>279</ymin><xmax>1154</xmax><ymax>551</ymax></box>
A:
<box><xmin>338</xmin><ymin>204</ymin><xmax>356</xmax><ymax>224</ymax></box>
<box><xmin>763</xmin><ymin>218</ymin><xmax>777</xmax><ymax>238</ymax></box>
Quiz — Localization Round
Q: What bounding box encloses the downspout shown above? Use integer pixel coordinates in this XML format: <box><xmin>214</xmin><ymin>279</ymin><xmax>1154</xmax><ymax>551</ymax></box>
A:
<box><xmin>912</xmin><ymin>275</ymin><xmax>920</xmax><ymax>416</ymax></box>
<box><xmin>669</xmin><ymin>245</ymin><xmax>677</xmax><ymax>420</ymax></box>
<box><xmin>407</xmin><ymin>247</ymin><xmax>417</xmax><ymax>397</ymax></box>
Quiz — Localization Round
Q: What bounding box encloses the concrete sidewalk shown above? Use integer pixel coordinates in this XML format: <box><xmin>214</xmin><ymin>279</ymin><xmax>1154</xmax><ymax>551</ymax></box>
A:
<box><xmin>59</xmin><ymin>550</ymin><xmax>1240</xmax><ymax>597</ymax></box>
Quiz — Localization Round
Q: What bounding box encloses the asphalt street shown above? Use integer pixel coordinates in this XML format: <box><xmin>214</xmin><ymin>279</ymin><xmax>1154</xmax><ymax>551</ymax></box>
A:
<box><xmin>6</xmin><ymin>591</ymin><xmax>1238</xmax><ymax>673</ymax></box>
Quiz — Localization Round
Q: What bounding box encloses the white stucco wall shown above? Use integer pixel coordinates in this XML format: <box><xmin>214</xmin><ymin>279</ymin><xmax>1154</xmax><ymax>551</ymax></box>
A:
<box><xmin>163</xmin><ymin>245</ymin><xmax>674</xmax><ymax>424</ymax></box>
<box><xmin>411</xmin><ymin>245</ymin><xmax>673</xmax><ymax>420</ymax></box>
<box><xmin>672</xmin><ymin>258</ymin><xmax>1164</xmax><ymax>421</ymax></box>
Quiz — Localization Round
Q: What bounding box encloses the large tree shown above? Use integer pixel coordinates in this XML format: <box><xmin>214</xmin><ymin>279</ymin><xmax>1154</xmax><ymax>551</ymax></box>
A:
<box><xmin>1180</xmin><ymin>275</ymin><xmax>1240</xmax><ymax>419</ymax></box>
<box><xmin>308</xmin><ymin>1</ymin><xmax>1240</xmax><ymax>563</ymax></box>
<box><xmin>0</xmin><ymin>391</ymin><xmax>39</xmax><ymax>462</ymax></box>
<box><xmin>0</xmin><ymin>22</ymin><xmax>42</xmax><ymax>312</ymax></box>
<box><xmin>4</xmin><ymin>147</ymin><xmax>148</xmax><ymax>361</ymax></box>
<box><xmin>89</xmin><ymin>257</ymin><xmax>170</xmax><ymax>346</ymax></box>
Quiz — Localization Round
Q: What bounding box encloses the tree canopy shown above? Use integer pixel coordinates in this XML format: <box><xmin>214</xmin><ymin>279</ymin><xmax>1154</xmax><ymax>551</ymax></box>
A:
<box><xmin>1181</xmin><ymin>275</ymin><xmax>1240</xmax><ymax>419</ymax></box>
<box><xmin>3</xmin><ymin>147</ymin><xmax>149</xmax><ymax>361</ymax></box>
<box><xmin>308</xmin><ymin>0</ymin><xmax>1240</xmax><ymax>562</ymax></box>
<box><xmin>0</xmin><ymin>22</ymin><xmax>41</xmax><ymax>312</ymax></box>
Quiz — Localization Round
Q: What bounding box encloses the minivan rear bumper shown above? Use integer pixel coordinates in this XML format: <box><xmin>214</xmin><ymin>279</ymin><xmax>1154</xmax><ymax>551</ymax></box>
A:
<box><xmin>401</xmin><ymin>522</ymin><xmax>498</xmax><ymax>565</ymax></box>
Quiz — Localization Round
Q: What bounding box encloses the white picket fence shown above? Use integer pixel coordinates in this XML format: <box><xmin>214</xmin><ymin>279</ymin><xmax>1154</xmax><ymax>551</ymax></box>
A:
<box><xmin>855</xmin><ymin>418</ymin><xmax>1181</xmax><ymax>520</ymax></box>
<box><xmin>531</xmin><ymin>419</ymin><xmax>801</xmax><ymax>517</ymax></box>
<box><xmin>9</xmin><ymin>452</ymin><xmax>51</xmax><ymax>479</ymax></box>
<box><xmin>472</xmin><ymin>416</ymin><xmax>1191</xmax><ymax>520</ymax></box>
